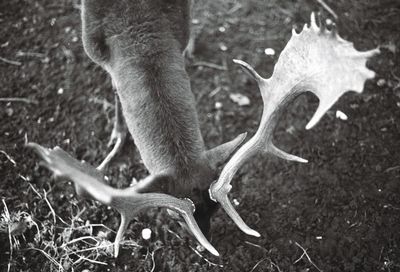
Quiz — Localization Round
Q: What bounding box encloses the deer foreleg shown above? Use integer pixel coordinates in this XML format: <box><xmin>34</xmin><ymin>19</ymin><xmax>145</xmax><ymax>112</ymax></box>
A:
<box><xmin>98</xmin><ymin>94</ymin><xmax>127</xmax><ymax>171</ymax></box>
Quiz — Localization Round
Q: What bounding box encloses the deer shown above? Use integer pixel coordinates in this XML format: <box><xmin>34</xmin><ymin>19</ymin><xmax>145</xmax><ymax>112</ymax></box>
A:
<box><xmin>27</xmin><ymin>0</ymin><xmax>379</xmax><ymax>258</ymax></box>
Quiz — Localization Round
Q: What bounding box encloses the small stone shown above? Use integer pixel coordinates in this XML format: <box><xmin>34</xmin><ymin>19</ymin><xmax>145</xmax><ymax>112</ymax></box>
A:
<box><xmin>196</xmin><ymin>245</ymin><xmax>205</xmax><ymax>252</ymax></box>
<box><xmin>229</xmin><ymin>93</ymin><xmax>250</xmax><ymax>106</ymax></box>
<box><xmin>141</xmin><ymin>228</ymin><xmax>152</xmax><ymax>240</ymax></box>
<box><xmin>286</xmin><ymin>125</ymin><xmax>296</xmax><ymax>134</ymax></box>
<box><xmin>5</xmin><ymin>108</ymin><xmax>13</xmax><ymax>117</ymax></box>
<box><xmin>219</xmin><ymin>43</ymin><xmax>228</xmax><ymax>51</ymax></box>
<box><xmin>218</xmin><ymin>26</ymin><xmax>226</xmax><ymax>32</ymax></box>
<box><xmin>57</xmin><ymin>88</ymin><xmax>64</xmax><ymax>94</ymax></box>
<box><xmin>325</xmin><ymin>18</ymin><xmax>333</xmax><ymax>26</ymax></box>
<box><xmin>264</xmin><ymin>48</ymin><xmax>275</xmax><ymax>56</ymax></box>
<box><xmin>335</xmin><ymin>110</ymin><xmax>348</xmax><ymax>120</ymax></box>
<box><xmin>377</xmin><ymin>78</ymin><xmax>386</xmax><ymax>87</ymax></box>
<box><xmin>215</xmin><ymin>101</ymin><xmax>223</xmax><ymax>109</ymax></box>
<box><xmin>233</xmin><ymin>198</ymin><xmax>240</xmax><ymax>206</ymax></box>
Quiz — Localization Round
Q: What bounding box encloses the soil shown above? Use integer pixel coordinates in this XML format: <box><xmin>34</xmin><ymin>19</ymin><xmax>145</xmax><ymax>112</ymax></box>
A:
<box><xmin>1</xmin><ymin>0</ymin><xmax>400</xmax><ymax>271</ymax></box>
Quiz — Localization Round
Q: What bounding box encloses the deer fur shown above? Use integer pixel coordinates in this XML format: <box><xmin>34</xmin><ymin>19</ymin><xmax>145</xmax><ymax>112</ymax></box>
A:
<box><xmin>81</xmin><ymin>0</ymin><xmax>245</xmax><ymax>233</ymax></box>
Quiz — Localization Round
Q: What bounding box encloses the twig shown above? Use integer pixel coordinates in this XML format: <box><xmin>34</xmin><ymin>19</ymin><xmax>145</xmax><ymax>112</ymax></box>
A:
<box><xmin>71</xmin><ymin>253</ymin><xmax>107</xmax><ymax>266</ymax></box>
<box><xmin>0</xmin><ymin>97</ymin><xmax>39</xmax><ymax>105</ymax></box>
<box><xmin>245</xmin><ymin>241</ymin><xmax>268</xmax><ymax>252</ymax></box>
<box><xmin>189</xmin><ymin>245</ymin><xmax>223</xmax><ymax>268</ymax></box>
<box><xmin>0</xmin><ymin>56</ymin><xmax>21</xmax><ymax>66</ymax></box>
<box><xmin>294</xmin><ymin>241</ymin><xmax>323</xmax><ymax>272</ymax></box>
<box><xmin>61</xmin><ymin>236</ymin><xmax>99</xmax><ymax>248</ymax></box>
<box><xmin>208</xmin><ymin>86</ymin><xmax>222</xmax><ymax>98</ymax></box>
<box><xmin>227</xmin><ymin>3</ymin><xmax>242</xmax><ymax>14</ymax></box>
<box><xmin>63</xmin><ymin>239</ymin><xmax>114</xmax><ymax>267</ymax></box>
<box><xmin>2</xmin><ymin>199</ymin><xmax>13</xmax><ymax>272</ymax></box>
<box><xmin>70</xmin><ymin>206</ymin><xmax>86</xmax><ymax>225</ymax></box>
<box><xmin>385</xmin><ymin>165</ymin><xmax>400</xmax><ymax>173</ymax></box>
<box><xmin>250</xmin><ymin>258</ymin><xmax>269</xmax><ymax>272</ymax></box>
<box><xmin>27</xmin><ymin>247</ymin><xmax>64</xmax><ymax>271</ymax></box>
<box><xmin>315</xmin><ymin>0</ymin><xmax>338</xmax><ymax>19</ymax></box>
<box><xmin>166</xmin><ymin>228</ymin><xmax>183</xmax><ymax>240</ymax></box>
<box><xmin>150</xmin><ymin>247</ymin><xmax>162</xmax><ymax>272</ymax></box>
<box><xmin>0</xmin><ymin>150</ymin><xmax>16</xmax><ymax>166</ymax></box>
<box><xmin>270</xmin><ymin>260</ymin><xmax>282</xmax><ymax>272</ymax></box>
<box><xmin>42</xmin><ymin>189</ymin><xmax>60</xmax><ymax>225</ymax></box>
<box><xmin>24</xmin><ymin>133</ymin><xmax>29</xmax><ymax>145</ymax></box>
<box><xmin>245</xmin><ymin>242</ymin><xmax>282</xmax><ymax>271</ymax></box>
<box><xmin>16</xmin><ymin>51</ymin><xmax>46</xmax><ymax>58</ymax></box>
<box><xmin>67</xmin><ymin>243</ymin><xmax>113</xmax><ymax>254</ymax></box>
<box><xmin>192</xmin><ymin>61</ymin><xmax>227</xmax><ymax>71</ymax></box>
<box><xmin>27</xmin><ymin>183</ymin><xmax>68</xmax><ymax>225</ymax></box>
<box><xmin>62</xmin><ymin>224</ymin><xmax>115</xmax><ymax>233</ymax></box>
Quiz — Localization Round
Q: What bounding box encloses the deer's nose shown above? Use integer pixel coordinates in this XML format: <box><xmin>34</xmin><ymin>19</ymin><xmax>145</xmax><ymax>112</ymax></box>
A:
<box><xmin>193</xmin><ymin>189</ymin><xmax>219</xmax><ymax>236</ymax></box>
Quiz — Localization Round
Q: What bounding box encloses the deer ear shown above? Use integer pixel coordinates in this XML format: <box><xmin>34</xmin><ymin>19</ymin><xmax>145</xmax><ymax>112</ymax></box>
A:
<box><xmin>206</xmin><ymin>133</ymin><xmax>247</xmax><ymax>168</ymax></box>
<box><xmin>81</xmin><ymin>0</ymin><xmax>110</xmax><ymax>64</ymax></box>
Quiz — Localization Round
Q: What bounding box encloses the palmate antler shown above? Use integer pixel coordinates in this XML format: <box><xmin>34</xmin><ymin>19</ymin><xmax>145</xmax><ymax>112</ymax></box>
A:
<box><xmin>27</xmin><ymin>143</ymin><xmax>219</xmax><ymax>257</ymax></box>
<box><xmin>209</xmin><ymin>13</ymin><xmax>380</xmax><ymax>237</ymax></box>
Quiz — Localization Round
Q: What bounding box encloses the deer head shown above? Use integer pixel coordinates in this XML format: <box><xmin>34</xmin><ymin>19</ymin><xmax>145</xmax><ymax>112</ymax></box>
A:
<box><xmin>28</xmin><ymin>7</ymin><xmax>379</xmax><ymax>258</ymax></box>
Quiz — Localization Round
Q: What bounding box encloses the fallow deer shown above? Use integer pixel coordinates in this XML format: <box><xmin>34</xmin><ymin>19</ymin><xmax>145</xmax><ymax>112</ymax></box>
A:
<box><xmin>29</xmin><ymin>0</ymin><xmax>245</xmax><ymax>257</ymax></box>
<box><xmin>28</xmin><ymin>0</ymin><xmax>379</xmax><ymax>257</ymax></box>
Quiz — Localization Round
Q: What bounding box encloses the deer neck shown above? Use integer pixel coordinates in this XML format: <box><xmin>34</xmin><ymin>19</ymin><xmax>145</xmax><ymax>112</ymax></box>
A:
<box><xmin>107</xmin><ymin>47</ymin><xmax>207</xmax><ymax>179</ymax></box>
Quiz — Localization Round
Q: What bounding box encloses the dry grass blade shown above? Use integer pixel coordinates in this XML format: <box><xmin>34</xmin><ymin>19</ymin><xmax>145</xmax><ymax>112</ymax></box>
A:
<box><xmin>315</xmin><ymin>0</ymin><xmax>338</xmax><ymax>19</ymax></box>
<box><xmin>0</xmin><ymin>56</ymin><xmax>22</xmax><ymax>66</ymax></box>
<box><xmin>294</xmin><ymin>242</ymin><xmax>323</xmax><ymax>272</ymax></box>
<box><xmin>189</xmin><ymin>245</ymin><xmax>223</xmax><ymax>268</ymax></box>
<box><xmin>0</xmin><ymin>97</ymin><xmax>39</xmax><ymax>105</ymax></box>
<box><xmin>2</xmin><ymin>199</ymin><xmax>13</xmax><ymax>272</ymax></box>
<box><xmin>0</xmin><ymin>151</ymin><xmax>16</xmax><ymax>166</ymax></box>
<box><xmin>192</xmin><ymin>61</ymin><xmax>227</xmax><ymax>70</ymax></box>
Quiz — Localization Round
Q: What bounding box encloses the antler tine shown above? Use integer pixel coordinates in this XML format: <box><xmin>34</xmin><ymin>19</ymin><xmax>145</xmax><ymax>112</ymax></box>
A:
<box><xmin>27</xmin><ymin>143</ymin><xmax>219</xmax><ymax>257</ymax></box>
<box><xmin>210</xmin><ymin>12</ymin><xmax>379</xmax><ymax>236</ymax></box>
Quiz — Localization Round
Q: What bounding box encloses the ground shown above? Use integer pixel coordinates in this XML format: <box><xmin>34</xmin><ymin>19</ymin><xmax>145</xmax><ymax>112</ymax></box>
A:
<box><xmin>1</xmin><ymin>0</ymin><xmax>400</xmax><ymax>271</ymax></box>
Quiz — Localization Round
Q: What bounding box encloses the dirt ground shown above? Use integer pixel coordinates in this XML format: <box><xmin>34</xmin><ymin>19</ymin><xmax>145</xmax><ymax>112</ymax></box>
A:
<box><xmin>1</xmin><ymin>0</ymin><xmax>400</xmax><ymax>271</ymax></box>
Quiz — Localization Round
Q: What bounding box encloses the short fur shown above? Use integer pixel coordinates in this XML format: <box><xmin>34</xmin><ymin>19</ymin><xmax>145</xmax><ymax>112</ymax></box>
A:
<box><xmin>81</xmin><ymin>0</ymin><xmax>243</xmax><ymax>233</ymax></box>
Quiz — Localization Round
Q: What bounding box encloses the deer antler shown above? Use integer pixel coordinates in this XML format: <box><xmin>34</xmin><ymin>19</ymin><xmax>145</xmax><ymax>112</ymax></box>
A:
<box><xmin>27</xmin><ymin>143</ymin><xmax>219</xmax><ymax>257</ymax></box>
<box><xmin>209</xmin><ymin>13</ymin><xmax>379</xmax><ymax>237</ymax></box>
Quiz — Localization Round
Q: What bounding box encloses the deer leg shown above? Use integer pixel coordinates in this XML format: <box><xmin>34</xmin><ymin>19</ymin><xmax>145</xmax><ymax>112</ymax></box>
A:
<box><xmin>97</xmin><ymin>94</ymin><xmax>127</xmax><ymax>171</ymax></box>
<box><xmin>183</xmin><ymin>31</ymin><xmax>196</xmax><ymax>59</ymax></box>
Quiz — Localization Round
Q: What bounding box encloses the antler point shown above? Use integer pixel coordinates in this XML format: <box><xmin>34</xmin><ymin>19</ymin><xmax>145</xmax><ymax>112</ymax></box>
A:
<box><xmin>248</xmin><ymin>229</ymin><xmax>261</xmax><ymax>237</ymax></box>
<box><xmin>209</xmin><ymin>247</ymin><xmax>220</xmax><ymax>257</ymax></box>
<box><xmin>310</xmin><ymin>12</ymin><xmax>319</xmax><ymax>30</ymax></box>
<box><xmin>305</xmin><ymin>122</ymin><xmax>314</xmax><ymax>130</ymax></box>
<box><xmin>233</xmin><ymin>59</ymin><xmax>264</xmax><ymax>82</ymax></box>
